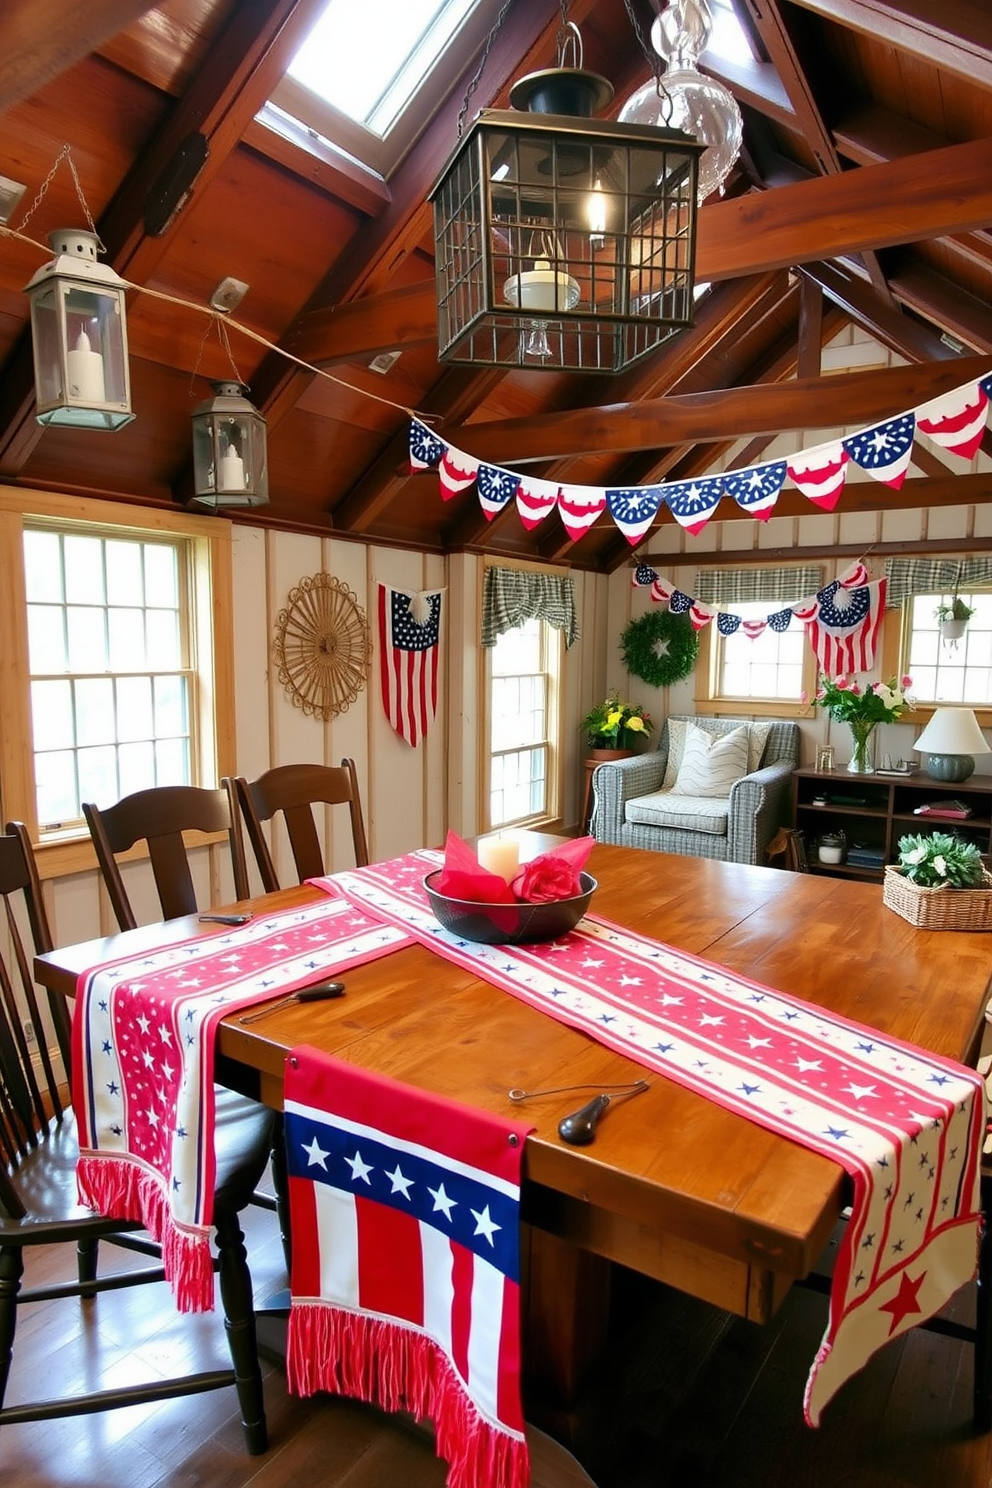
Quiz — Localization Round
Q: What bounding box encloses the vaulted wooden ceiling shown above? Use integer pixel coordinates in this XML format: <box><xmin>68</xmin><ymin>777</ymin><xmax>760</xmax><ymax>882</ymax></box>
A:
<box><xmin>2</xmin><ymin>0</ymin><xmax>991</xmax><ymax>573</ymax></box>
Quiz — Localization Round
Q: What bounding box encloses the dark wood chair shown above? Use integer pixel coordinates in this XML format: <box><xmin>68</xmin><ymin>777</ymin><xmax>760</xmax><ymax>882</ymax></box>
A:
<box><xmin>0</xmin><ymin>821</ymin><xmax>270</xmax><ymax>1451</ymax></box>
<box><xmin>81</xmin><ymin>784</ymin><xmax>287</xmax><ymax>1258</ymax></box>
<box><xmin>81</xmin><ymin>784</ymin><xmax>249</xmax><ymax>930</ymax></box>
<box><xmin>231</xmin><ymin>760</ymin><xmax>369</xmax><ymax>892</ymax></box>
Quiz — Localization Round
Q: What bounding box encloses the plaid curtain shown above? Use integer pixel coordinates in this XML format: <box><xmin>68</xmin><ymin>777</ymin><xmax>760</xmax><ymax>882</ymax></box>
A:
<box><xmin>694</xmin><ymin>565</ymin><xmax>823</xmax><ymax>605</ymax></box>
<box><xmin>884</xmin><ymin>557</ymin><xmax>992</xmax><ymax>607</ymax></box>
<box><xmin>481</xmin><ymin>566</ymin><xmax>579</xmax><ymax>649</ymax></box>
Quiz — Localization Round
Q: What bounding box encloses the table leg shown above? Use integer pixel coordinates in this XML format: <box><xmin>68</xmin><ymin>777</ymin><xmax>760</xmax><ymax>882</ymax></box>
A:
<box><xmin>522</xmin><ymin>1225</ymin><xmax>612</xmax><ymax>1439</ymax></box>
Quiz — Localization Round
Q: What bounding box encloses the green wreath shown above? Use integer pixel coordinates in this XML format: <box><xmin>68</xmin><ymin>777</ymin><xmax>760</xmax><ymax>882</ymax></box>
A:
<box><xmin>621</xmin><ymin>609</ymin><xmax>699</xmax><ymax>688</ymax></box>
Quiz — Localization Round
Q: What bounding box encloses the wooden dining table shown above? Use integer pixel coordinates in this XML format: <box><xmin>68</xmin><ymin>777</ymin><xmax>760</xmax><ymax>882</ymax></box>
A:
<box><xmin>35</xmin><ymin>843</ymin><xmax>992</xmax><ymax>1429</ymax></box>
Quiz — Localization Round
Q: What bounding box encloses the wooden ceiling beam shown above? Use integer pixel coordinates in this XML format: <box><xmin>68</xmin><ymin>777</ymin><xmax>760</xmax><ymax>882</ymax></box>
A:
<box><xmin>99</xmin><ymin>0</ymin><xmax>328</xmax><ymax>279</ymax></box>
<box><xmin>441</xmin><ymin>354</ymin><xmax>990</xmax><ymax>464</ymax></box>
<box><xmin>786</xmin><ymin>0</ymin><xmax>992</xmax><ymax>91</ymax></box>
<box><xmin>285</xmin><ymin>136</ymin><xmax>992</xmax><ymax>367</ymax></box>
<box><xmin>250</xmin><ymin>0</ymin><xmax>601</xmax><ymax>418</ymax></box>
<box><xmin>0</xmin><ymin>0</ymin><xmax>157</xmax><ymax>112</ymax></box>
<box><xmin>439</xmin><ymin>275</ymin><xmax>795</xmax><ymax>551</ymax></box>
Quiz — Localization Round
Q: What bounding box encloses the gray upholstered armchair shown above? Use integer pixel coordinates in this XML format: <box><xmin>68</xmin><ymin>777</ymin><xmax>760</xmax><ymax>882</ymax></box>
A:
<box><xmin>590</xmin><ymin>715</ymin><xmax>800</xmax><ymax>865</ymax></box>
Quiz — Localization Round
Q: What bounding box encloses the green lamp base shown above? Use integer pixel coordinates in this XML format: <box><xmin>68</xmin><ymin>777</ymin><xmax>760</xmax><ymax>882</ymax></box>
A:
<box><xmin>923</xmin><ymin>753</ymin><xmax>975</xmax><ymax>782</ymax></box>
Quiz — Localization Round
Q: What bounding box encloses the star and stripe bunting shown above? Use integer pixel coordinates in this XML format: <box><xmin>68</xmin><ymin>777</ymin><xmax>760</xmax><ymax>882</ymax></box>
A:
<box><xmin>408</xmin><ymin>369</ymin><xmax>992</xmax><ymax>542</ymax></box>
<box><xmin>317</xmin><ymin>851</ymin><xmax>985</xmax><ymax>1431</ymax></box>
<box><xmin>631</xmin><ymin>561</ymin><xmax>886</xmax><ymax>672</ymax></box>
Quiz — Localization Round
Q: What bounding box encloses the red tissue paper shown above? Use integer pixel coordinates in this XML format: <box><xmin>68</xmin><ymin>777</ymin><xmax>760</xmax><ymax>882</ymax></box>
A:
<box><xmin>433</xmin><ymin>831</ymin><xmax>595</xmax><ymax>905</ymax></box>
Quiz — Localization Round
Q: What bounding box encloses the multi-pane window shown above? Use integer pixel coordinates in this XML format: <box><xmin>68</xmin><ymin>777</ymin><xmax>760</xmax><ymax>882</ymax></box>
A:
<box><xmin>713</xmin><ymin>604</ymin><xmax>808</xmax><ymax>701</ymax></box>
<box><xmin>24</xmin><ymin>525</ymin><xmax>193</xmax><ymax>833</ymax></box>
<box><xmin>488</xmin><ymin>617</ymin><xmax>559</xmax><ymax>829</ymax></box>
<box><xmin>903</xmin><ymin>591</ymin><xmax>992</xmax><ymax>706</ymax></box>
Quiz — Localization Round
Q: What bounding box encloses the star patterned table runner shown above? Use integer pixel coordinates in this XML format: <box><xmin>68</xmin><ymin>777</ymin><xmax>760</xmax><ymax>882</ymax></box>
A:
<box><xmin>318</xmin><ymin>850</ymin><xmax>986</xmax><ymax>1425</ymax></box>
<box><xmin>72</xmin><ymin>895</ymin><xmax>413</xmax><ymax>1311</ymax></box>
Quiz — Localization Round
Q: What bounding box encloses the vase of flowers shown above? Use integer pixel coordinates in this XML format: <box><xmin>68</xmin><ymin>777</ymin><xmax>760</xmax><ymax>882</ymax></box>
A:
<box><xmin>815</xmin><ymin>673</ymin><xmax>914</xmax><ymax>775</ymax></box>
<box><xmin>581</xmin><ymin>692</ymin><xmax>653</xmax><ymax>757</ymax></box>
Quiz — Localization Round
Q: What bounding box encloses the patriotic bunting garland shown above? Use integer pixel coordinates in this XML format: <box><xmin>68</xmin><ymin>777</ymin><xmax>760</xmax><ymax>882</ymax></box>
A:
<box><xmin>409</xmin><ymin>367</ymin><xmax>992</xmax><ymax>544</ymax></box>
<box><xmin>631</xmin><ymin>560</ymin><xmax>887</xmax><ymax>673</ymax></box>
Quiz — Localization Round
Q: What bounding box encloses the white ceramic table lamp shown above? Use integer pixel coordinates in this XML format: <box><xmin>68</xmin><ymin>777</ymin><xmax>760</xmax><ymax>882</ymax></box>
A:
<box><xmin>913</xmin><ymin>707</ymin><xmax>990</xmax><ymax>782</ymax></box>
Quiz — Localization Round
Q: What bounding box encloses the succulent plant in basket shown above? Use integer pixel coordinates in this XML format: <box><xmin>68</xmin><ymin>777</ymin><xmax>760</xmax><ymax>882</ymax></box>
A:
<box><xmin>895</xmin><ymin>832</ymin><xmax>985</xmax><ymax>889</ymax></box>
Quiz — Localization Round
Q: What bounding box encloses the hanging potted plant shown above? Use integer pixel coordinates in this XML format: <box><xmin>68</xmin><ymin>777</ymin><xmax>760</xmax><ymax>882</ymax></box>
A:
<box><xmin>935</xmin><ymin>594</ymin><xmax>975</xmax><ymax>647</ymax></box>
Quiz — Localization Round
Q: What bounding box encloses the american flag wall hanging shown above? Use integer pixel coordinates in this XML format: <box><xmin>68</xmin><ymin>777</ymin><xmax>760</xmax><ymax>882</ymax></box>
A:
<box><xmin>377</xmin><ymin>582</ymin><xmax>444</xmax><ymax>748</ymax></box>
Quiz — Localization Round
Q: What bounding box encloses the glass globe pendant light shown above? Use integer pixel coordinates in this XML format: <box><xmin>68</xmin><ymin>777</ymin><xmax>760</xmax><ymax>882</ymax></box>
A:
<box><xmin>618</xmin><ymin>0</ymin><xmax>743</xmax><ymax>203</ymax></box>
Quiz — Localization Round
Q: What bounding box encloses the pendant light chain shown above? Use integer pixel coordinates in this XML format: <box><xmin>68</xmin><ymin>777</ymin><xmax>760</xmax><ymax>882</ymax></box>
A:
<box><xmin>17</xmin><ymin>142</ymin><xmax>103</xmax><ymax>247</ymax></box>
<box><xmin>623</xmin><ymin>0</ymin><xmax>671</xmax><ymax>121</ymax></box>
<box><xmin>457</xmin><ymin>0</ymin><xmax>514</xmax><ymax>137</ymax></box>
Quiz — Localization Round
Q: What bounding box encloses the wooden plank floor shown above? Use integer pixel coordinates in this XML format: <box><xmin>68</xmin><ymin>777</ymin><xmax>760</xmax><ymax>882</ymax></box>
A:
<box><xmin>4</xmin><ymin>1200</ymin><xmax>992</xmax><ymax>1488</ymax></box>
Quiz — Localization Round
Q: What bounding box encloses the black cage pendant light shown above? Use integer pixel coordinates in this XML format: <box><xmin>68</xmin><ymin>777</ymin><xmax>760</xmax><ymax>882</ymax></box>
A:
<box><xmin>430</xmin><ymin>12</ymin><xmax>704</xmax><ymax>374</ymax></box>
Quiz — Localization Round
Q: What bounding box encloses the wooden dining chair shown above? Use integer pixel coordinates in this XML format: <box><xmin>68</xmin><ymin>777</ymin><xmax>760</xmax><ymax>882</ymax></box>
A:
<box><xmin>231</xmin><ymin>760</ymin><xmax>369</xmax><ymax>892</ymax></box>
<box><xmin>0</xmin><ymin>821</ymin><xmax>270</xmax><ymax>1451</ymax></box>
<box><xmin>82</xmin><ymin>784</ymin><xmax>288</xmax><ymax>1258</ymax></box>
<box><xmin>82</xmin><ymin>783</ymin><xmax>249</xmax><ymax>930</ymax></box>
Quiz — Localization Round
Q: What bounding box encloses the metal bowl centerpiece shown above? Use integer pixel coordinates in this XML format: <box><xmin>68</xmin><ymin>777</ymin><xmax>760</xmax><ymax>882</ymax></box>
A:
<box><xmin>422</xmin><ymin>870</ymin><xmax>597</xmax><ymax>945</ymax></box>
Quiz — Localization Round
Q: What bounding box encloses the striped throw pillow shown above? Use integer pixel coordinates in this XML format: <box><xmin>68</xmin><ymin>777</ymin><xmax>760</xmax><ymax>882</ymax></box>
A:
<box><xmin>670</xmin><ymin>722</ymin><xmax>750</xmax><ymax>798</ymax></box>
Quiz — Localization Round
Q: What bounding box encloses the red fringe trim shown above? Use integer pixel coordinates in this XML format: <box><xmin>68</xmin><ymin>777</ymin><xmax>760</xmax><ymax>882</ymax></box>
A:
<box><xmin>287</xmin><ymin>1303</ymin><xmax>530</xmax><ymax>1488</ymax></box>
<box><xmin>77</xmin><ymin>1154</ymin><xmax>215</xmax><ymax>1312</ymax></box>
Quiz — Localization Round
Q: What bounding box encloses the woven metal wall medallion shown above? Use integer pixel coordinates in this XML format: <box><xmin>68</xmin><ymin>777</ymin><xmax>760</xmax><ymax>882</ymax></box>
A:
<box><xmin>272</xmin><ymin>572</ymin><xmax>371</xmax><ymax>720</ymax></box>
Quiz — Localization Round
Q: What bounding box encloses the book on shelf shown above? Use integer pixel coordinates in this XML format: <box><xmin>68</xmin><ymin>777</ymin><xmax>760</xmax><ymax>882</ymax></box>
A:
<box><xmin>912</xmin><ymin>801</ymin><xmax>972</xmax><ymax>818</ymax></box>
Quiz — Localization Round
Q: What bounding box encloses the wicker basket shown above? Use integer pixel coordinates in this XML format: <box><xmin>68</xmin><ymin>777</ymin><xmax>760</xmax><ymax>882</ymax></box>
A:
<box><xmin>882</xmin><ymin>865</ymin><xmax>992</xmax><ymax>931</ymax></box>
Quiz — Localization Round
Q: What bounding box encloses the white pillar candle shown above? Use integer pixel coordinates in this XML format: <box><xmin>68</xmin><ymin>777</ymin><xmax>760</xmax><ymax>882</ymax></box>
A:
<box><xmin>477</xmin><ymin>835</ymin><xmax>519</xmax><ymax>885</ymax></box>
<box><xmin>219</xmin><ymin>446</ymin><xmax>245</xmax><ymax>490</ymax></box>
<box><xmin>66</xmin><ymin>329</ymin><xmax>106</xmax><ymax>402</ymax></box>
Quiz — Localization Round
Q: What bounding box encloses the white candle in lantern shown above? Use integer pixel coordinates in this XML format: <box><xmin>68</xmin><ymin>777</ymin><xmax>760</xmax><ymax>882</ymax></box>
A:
<box><xmin>66</xmin><ymin>329</ymin><xmax>106</xmax><ymax>402</ymax></box>
<box><xmin>477</xmin><ymin>834</ymin><xmax>519</xmax><ymax>884</ymax></box>
<box><xmin>219</xmin><ymin>443</ymin><xmax>245</xmax><ymax>490</ymax></box>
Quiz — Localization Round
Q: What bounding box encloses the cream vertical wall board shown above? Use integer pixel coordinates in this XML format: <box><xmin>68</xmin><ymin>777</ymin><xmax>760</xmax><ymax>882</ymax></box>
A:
<box><xmin>715</xmin><ymin>521</ymin><xmax>756</xmax><ymax>553</ymax></box>
<box><xmin>755</xmin><ymin>514</ymin><xmax>797</xmax><ymax>551</ymax></box>
<box><xmin>368</xmin><ymin>546</ymin><xmax>439</xmax><ymax>861</ymax></box>
<box><xmin>880</xmin><ymin>508</ymin><xmax>924</xmax><ymax>547</ymax></box>
<box><xmin>261</xmin><ymin>530</ymin><xmax>331</xmax><ymax>887</ymax></box>
<box><xmin>445</xmin><ymin>553</ymin><xmax>481</xmax><ymax>838</ymax></box>
<box><xmin>320</xmin><ymin>537</ymin><xmax>374</xmax><ymax>873</ymax></box>
<box><xmin>924</xmin><ymin>505</ymin><xmax>975</xmax><ymax>540</ymax></box>
<box><xmin>974</xmin><ymin>504</ymin><xmax>992</xmax><ymax>538</ymax></box>
<box><xmin>836</xmin><ymin>509</ymin><xmax>880</xmax><ymax>547</ymax></box>
<box><xmin>421</xmin><ymin>550</ymin><xmax>449</xmax><ymax>852</ymax></box>
<box><xmin>230</xmin><ymin>524</ymin><xmax>271</xmax><ymax>784</ymax></box>
<box><xmin>796</xmin><ymin>510</ymin><xmax>837</xmax><ymax>548</ymax></box>
<box><xmin>268</xmin><ymin>530</ymin><xmax>329</xmax><ymax>758</ymax></box>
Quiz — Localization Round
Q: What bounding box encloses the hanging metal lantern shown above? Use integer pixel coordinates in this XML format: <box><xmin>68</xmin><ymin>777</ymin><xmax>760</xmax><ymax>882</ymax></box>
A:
<box><xmin>25</xmin><ymin>229</ymin><xmax>134</xmax><ymax>430</ymax></box>
<box><xmin>430</xmin><ymin>57</ymin><xmax>703</xmax><ymax>374</ymax></box>
<box><xmin>190</xmin><ymin>380</ymin><xmax>269</xmax><ymax>509</ymax></box>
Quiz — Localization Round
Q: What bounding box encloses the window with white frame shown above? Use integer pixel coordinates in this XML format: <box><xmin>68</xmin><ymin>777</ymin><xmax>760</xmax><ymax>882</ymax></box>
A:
<box><xmin>711</xmin><ymin>604</ymin><xmax>811</xmax><ymax>703</ymax></box>
<box><xmin>25</xmin><ymin>525</ymin><xmax>195</xmax><ymax>833</ymax></box>
<box><xmin>487</xmin><ymin>617</ymin><xmax>560</xmax><ymax>829</ymax></box>
<box><xmin>0</xmin><ymin>494</ymin><xmax>232</xmax><ymax>865</ymax></box>
<box><xmin>901</xmin><ymin>590</ymin><xmax>992</xmax><ymax>707</ymax></box>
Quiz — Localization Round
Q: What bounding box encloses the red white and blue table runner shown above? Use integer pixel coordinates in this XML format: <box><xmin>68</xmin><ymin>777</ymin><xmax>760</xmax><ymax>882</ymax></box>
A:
<box><xmin>285</xmin><ymin>1046</ymin><xmax>533</xmax><ymax>1488</ymax></box>
<box><xmin>71</xmin><ymin>896</ymin><xmax>412</xmax><ymax>1311</ymax></box>
<box><xmin>319</xmin><ymin>850</ymin><xmax>985</xmax><ymax>1427</ymax></box>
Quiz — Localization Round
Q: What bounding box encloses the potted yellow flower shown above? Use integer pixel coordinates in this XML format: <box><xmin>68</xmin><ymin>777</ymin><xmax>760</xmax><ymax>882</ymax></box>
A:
<box><xmin>581</xmin><ymin>692</ymin><xmax>653</xmax><ymax>759</ymax></box>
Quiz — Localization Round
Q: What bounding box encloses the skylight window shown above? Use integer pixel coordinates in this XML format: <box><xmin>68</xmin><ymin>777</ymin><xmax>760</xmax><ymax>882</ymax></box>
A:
<box><xmin>287</xmin><ymin>0</ymin><xmax>481</xmax><ymax>139</ymax></box>
<box><xmin>704</xmin><ymin>0</ymin><xmax>758</xmax><ymax>67</ymax></box>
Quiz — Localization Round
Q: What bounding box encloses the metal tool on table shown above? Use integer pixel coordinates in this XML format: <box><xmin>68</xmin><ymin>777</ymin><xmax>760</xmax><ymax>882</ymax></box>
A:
<box><xmin>508</xmin><ymin>1079</ymin><xmax>649</xmax><ymax>1145</ymax></box>
<box><xmin>198</xmin><ymin>913</ymin><xmax>253</xmax><ymax>926</ymax></box>
<box><xmin>238</xmin><ymin>980</ymin><xmax>346</xmax><ymax>1023</ymax></box>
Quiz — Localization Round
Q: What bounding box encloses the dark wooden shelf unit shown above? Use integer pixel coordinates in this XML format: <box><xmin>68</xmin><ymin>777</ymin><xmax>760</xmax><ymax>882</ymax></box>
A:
<box><xmin>792</xmin><ymin>768</ymin><xmax>992</xmax><ymax>879</ymax></box>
